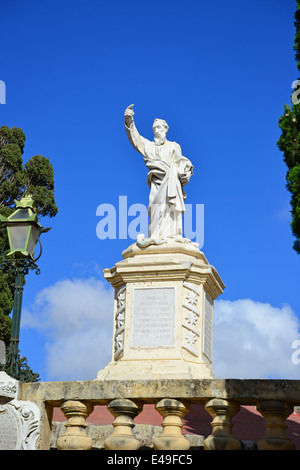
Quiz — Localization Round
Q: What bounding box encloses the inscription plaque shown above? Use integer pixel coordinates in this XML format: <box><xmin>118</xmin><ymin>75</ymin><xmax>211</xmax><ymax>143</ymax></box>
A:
<box><xmin>131</xmin><ymin>287</ymin><xmax>175</xmax><ymax>348</ymax></box>
<box><xmin>0</xmin><ymin>393</ymin><xmax>40</xmax><ymax>450</ymax></box>
<box><xmin>0</xmin><ymin>407</ymin><xmax>19</xmax><ymax>450</ymax></box>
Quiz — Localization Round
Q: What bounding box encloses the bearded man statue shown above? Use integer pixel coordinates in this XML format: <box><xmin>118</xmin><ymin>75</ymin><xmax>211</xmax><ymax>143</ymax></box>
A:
<box><xmin>124</xmin><ymin>104</ymin><xmax>193</xmax><ymax>244</ymax></box>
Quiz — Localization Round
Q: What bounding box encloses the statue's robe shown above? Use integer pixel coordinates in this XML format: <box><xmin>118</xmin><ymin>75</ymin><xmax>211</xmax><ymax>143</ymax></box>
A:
<box><xmin>125</xmin><ymin>121</ymin><xmax>193</xmax><ymax>239</ymax></box>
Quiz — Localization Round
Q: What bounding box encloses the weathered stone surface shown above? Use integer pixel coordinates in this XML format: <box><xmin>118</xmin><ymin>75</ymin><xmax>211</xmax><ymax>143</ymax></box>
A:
<box><xmin>153</xmin><ymin>399</ymin><xmax>190</xmax><ymax>450</ymax></box>
<box><xmin>257</xmin><ymin>400</ymin><xmax>295</xmax><ymax>450</ymax></box>
<box><xmin>204</xmin><ymin>399</ymin><xmax>241</xmax><ymax>450</ymax></box>
<box><xmin>97</xmin><ymin>239</ymin><xmax>224</xmax><ymax>381</ymax></box>
<box><xmin>17</xmin><ymin>378</ymin><xmax>300</xmax><ymax>450</ymax></box>
<box><xmin>0</xmin><ymin>399</ymin><xmax>40</xmax><ymax>450</ymax></box>
<box><xmin>19</xmin><ymin>378</ymin><xmax>300</xmax><ymax>406</ymax></box>
<box><xmin>0</xmin><ymin>405</ymin><xmax>19</xmax><ymax>449</ymax></box>
<box><xmin>51</xmin><ymin>422</ymin><xmax>204</xmax><ymax>450</ymax></box>
<box><xmin>56</xmin><ymin>400</ymin><xmax>93</xmax><ymax>451</ymax></box>
<box><xmin>104</xmin><ymin>399</ymin><xmax>142</xmax><ymax>450</ymax></box>
<box><xmin>0</xmin><ymin>371</ymin><xmax>18</xmax><ymax>399</ymax></box>
<box><xmin>0</xmin><ymin>373</ymin><xmax>40</xmax><ymax>450</ymax></box>
<box><xmin>131</xmin><ymin>287</ymin><xmax>175</xmax><ymax>349</ymax></box>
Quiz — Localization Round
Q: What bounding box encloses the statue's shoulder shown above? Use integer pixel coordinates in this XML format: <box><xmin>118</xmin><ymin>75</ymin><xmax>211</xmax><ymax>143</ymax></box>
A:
<box><xmin>169</xmin><ymin>141</ymin><xmax>182</xmax><ymax>153</ymax></box>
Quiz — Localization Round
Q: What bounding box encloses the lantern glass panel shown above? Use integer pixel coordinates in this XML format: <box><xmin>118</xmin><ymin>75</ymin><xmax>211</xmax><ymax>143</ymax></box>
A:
<box><xmin>27</xmin><ymin>224</ymin><xmax>39</xmax><ymax>256</ymax></box>
<box><xmin>8</xmin><ymin>223</ymin><xmax>29</xmax><ymax>251</ymax></box>
<box><xmin>9</xmin><ymin>208</ymin><xmax>31</xmax><ymax>220</ymax></box>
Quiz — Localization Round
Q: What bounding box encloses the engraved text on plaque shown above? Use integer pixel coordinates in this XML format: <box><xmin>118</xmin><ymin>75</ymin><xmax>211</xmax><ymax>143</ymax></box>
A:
<box><xmin>0</xmin><ymin>407</ymin><xmax>18</xmax><ymax>450</ymax></box>
<box><xmin>131</xmin><ymin>287</ymin><xmax>175</xmax><ymax>348</ymax></box>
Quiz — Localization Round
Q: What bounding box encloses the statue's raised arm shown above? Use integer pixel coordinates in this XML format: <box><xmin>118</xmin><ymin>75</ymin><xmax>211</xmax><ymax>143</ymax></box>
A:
<box><xmin>124</xmin><ymin>104</ymin><xmax>194</xmax><ymax>245</ymax></box>
<box><xmin>124</xmin><ymin>104</ymin><xmax>150</xmax><ymax>157</ymax></box>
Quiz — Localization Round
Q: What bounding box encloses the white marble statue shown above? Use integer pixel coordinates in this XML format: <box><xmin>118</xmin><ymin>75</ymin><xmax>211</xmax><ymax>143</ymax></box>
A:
<box><xmin>124</xmin><ymin>104</ymin><xmax>193</xmax><ymax>245</ymax></box>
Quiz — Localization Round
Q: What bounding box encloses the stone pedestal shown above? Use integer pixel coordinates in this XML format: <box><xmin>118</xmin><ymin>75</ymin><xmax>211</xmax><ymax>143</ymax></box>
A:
<box><xmin>97</xmin><ymin>239</ymin><xmax>225</xmax><ymax>380</ymax></box>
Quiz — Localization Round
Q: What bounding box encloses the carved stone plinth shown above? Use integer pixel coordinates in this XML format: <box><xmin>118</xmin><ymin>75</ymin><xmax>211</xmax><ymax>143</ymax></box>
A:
<box><xmin>57</xmin><ymin>400</ymin><xmax>94</xmax><ymax>450</ymax></box>
<box><xmin>257</xmin><ymin>400</ymin><xmax>295</xmax><ymax>450</ymax></box>
<box><xmin>104</xmin><ymin>399</ymin><xmax>142</xmax><ymax>450</ymax></box>
<box><xmin>97</xmin><ymin>239</ymin><xmax>224</xmax><ymax>381</ymax></box>
<box><xmin>204</xmin><ymin>398</ymin><xmax>241</xmax><ymax>450</ymax></box>
<box><xmin>0</xmin><ymin>372</ymin><xmax>40</xmax><ymax>450</ymax></box>
<box><xmin>153</xmin><ymin>398</ymin><xmax>190</xmax><ymax>450</ymax></box>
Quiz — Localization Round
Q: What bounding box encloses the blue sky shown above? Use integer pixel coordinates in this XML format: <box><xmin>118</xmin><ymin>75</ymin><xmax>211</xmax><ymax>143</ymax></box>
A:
<box><xmin>1</xmin><ymin>0</ymin><xmax>300</xmax><ymax>381</ymax></box>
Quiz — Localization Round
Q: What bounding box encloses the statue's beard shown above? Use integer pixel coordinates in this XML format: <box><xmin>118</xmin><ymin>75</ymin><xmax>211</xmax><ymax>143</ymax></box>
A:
<box><xmin>154</xmin><ymin>133</ymin><xmax>166</xmax><ymax>145</ymax></box>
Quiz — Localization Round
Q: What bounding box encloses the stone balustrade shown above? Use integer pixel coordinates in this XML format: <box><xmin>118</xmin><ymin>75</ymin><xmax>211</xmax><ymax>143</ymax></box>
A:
<box><xmin>18</xmin><ymin>378</ymin><xmax>300</xmax><ymax>450</ymax></box>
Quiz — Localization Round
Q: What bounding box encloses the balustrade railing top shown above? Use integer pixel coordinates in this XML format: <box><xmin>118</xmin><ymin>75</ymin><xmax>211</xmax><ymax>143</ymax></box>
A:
<box><xmin>17</xmin><ymin>378</ymin><xmax>300</xmax><ymax>451</ymax></box>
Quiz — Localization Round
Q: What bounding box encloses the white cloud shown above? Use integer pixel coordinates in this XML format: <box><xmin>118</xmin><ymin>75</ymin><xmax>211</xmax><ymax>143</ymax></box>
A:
<box><xmin>213</xmin><ymin>299</ymin><xmax>300</xmax><ymax>379</ymax></box>
<box><xmin>22</xmin><ymin>278</ymin><xmax>114</xmax><ymax>381</ymax></box>
<box><xmin>22</xmin><ymin>278</ymin><xmax>300</xmax><ymax>381</ymax></box>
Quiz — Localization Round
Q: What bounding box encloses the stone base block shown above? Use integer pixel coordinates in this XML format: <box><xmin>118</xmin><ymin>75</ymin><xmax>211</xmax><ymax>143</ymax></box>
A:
<box><xmin>97</xmin><ymin>358</ymin><xmax>215</xmax><ymax>381</ymax></box>
<box><xmin>96</xmin><ymin>239</ymin><xmax>225</xmax><ymax>381</ymax></box>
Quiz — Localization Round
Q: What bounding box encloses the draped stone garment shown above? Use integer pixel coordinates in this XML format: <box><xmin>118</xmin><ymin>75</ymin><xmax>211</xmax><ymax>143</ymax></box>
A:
<box><xmin>125</xmin><ymin>121</ymin><xmax>193</xmax><ymax>239</ymax></box>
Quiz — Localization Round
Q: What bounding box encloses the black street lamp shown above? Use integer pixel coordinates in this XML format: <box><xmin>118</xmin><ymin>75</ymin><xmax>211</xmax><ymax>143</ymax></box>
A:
<box><xmin>0</xmin><ymin>194</ymin><xmax>50</xmax><ymax>380</ymax></box>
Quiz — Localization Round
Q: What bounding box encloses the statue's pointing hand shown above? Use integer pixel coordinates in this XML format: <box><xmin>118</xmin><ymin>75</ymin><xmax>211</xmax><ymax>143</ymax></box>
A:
<box><xmin>124</xmin><ymin>104</ymin><xmax>135</xmax><ymax>126</ymax></box>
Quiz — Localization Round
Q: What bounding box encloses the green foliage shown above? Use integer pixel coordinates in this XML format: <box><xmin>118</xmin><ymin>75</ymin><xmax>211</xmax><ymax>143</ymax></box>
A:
<box><xmin>294</xmin><ymin>1</ymin><xmax>300</xmax><ymax>69</ymax></box>
<box><xmin>277</xmin><ymin>3</ymin><xmax>300</xmax><ymax>254</ymax></box>
<box><xmin>17</xmin><ymin>354</ymin><xmax>40</xmax><ymax>382</ymax></box>
<box><xmin>0</xmin><ymin>126</ymin><xmax>58</xmax><ymax>217</ymax></box>
<box><xmin>24</xmin><ymin>155</ymin><xmax>57</xmax><ymax>217</ymax></box>
<box><xmin>0</xmin><ymin>274</ymin><xmax>14</xmax><ymax>344</ymax></box>
<box><xmin>0</xmin><ymin>350</ymin><xmax>40</xmax><ymax>383</ymax></box>
<box><xmin>0</xmin><ymin>125</ymin><xmax>58</xmax><ymax>377</ymax></box>
<box><xmin>0</xmin><ymin>127</ymin><xmax>24</xmax><ymax>207</ymax></box>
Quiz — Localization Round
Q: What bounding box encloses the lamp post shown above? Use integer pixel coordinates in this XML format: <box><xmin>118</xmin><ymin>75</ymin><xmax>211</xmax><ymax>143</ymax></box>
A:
<box><xmin>0</xmin><ymin>194</ymin><xmax>50</xmax><ymax>380</ymax></box>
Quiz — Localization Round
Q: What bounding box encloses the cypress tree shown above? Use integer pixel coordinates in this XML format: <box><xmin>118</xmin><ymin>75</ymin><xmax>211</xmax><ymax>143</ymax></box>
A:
<box><xmin>277</xmin><ymin>1</ymin><xmax>300</xmax><ymax>253</ymax></box>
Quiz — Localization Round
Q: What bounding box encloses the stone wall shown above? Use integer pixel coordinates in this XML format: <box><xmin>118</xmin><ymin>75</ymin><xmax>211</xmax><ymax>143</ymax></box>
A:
<box><xmin>16</xmin><ymin>378</ymin><xmax>300</xmax><ymax>450</ymax></box>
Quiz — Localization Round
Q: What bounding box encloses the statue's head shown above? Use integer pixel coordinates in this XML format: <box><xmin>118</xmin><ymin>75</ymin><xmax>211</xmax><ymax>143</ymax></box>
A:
<box><xmin>153</xmin><ymin>119</ymin><xmax>169</xmax><ymax>144</ymax></box>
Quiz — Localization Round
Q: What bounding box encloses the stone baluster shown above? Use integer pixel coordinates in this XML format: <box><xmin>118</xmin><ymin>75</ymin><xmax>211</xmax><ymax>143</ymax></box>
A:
<box><xmin>257</xmin><ymin>400</ymin><xmax>295</xmax><ymax>450</ymax></box>
<box><xmin>104</xmin><ymin>399</ymin><xmax>142</xmax><ymax>450</ymax></box>
<box><xmin>204</xmin><ymin>398</ymin><xmax>241</xmax><ymax>450</ymax></box>
<box><xmin>57</xmin><ymin>400</ymin><xmax>94</xmax><ymax>450</ymax></box>
<box><xmin>153</xmin><ymin>398</ymin><xmax>190</xmax><ymax>450</ymax></box>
